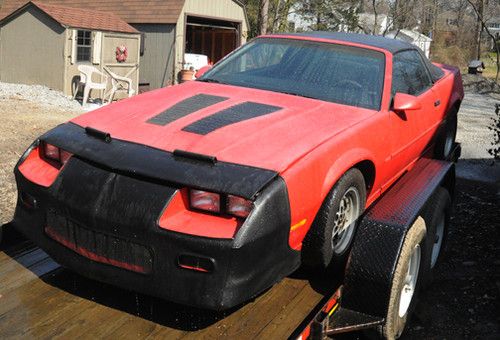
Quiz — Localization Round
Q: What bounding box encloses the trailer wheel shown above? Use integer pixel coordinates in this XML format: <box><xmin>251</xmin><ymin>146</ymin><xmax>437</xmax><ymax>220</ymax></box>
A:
<box><xmin>420</xmin><ymin>187</ymin><xmax>451</xmax><ymax>287</ymax></box>
<box><xmin>302</xmin><ymin>168</ymin><xmax>366</xmax><ymax>269</ymax></box>
<box><xmin>435</xmin><ymin>111</ymin><xmax>457</xmax><ymax>160</ymax></box>
<box><xmin>381</xmin><ymin>217</ymin><xmax>426</xmax><ymax>340</ymax></box>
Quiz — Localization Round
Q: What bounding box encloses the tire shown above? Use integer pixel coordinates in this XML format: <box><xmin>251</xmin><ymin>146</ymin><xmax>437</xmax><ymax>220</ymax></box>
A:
<box><xmin>435</xmin><ymin>111</ymin><xmax>457</xmax><ymax>160</ymax></box>
<box><xmin>302</xmin><ymin>168</ymin><xmax>366</xmax><ymax>269</ymax></box>
<box><xmin>380</xmin><ymin>217</ymin><xmax>426</xmax><ymax>340</ymax></box>
<box><xmin>420</xmin><ymin>187</ymin><xmax>451</xmax><ymax>287</ymax></box>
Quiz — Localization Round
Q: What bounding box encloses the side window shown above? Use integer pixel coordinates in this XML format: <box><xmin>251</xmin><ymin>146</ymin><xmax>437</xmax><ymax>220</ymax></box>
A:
<box><xmin>392</xmin><ymin>50</ymin><xmax>432</xmax><ymax>96</ymax></box>
<box><xmin>76</xmin><ymin>30</ymin><xmax>92</xmax><ymax>62</ymax></box>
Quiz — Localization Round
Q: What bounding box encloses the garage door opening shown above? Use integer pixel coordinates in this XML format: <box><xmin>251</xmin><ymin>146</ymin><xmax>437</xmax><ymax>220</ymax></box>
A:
<box><xmin>185</xmin><ymin>16</ymin><xmax>240</xmax><ymax>65</ymax></box>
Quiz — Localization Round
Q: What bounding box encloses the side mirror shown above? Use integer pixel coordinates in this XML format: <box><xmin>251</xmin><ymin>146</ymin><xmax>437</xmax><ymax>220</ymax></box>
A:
<box><xmin>392</xmin><ymin>93</ymin><xmax>422</xmax><ymax>112</ymax></box>
<box><xmin>195</xmin><ymin>65</ymin><xmax>212</xmax><ymax>79</ymax></box>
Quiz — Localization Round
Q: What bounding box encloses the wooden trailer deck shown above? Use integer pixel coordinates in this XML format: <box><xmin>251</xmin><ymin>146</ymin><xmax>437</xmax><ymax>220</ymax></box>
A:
<box><xmin>0</xmin><ymin>239</ymin><xmax>336</xmax><ymax>339</ymax></box>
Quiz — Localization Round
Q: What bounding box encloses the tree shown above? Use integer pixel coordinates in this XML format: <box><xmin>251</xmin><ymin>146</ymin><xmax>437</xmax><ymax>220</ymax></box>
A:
<box><xmin>467</xmin><ymin>0</ymin><xmax>500</xmax><ymax>80</ymax></box>
<box><xmin>295</xmin><ymin>0</ymin><xmax>361</xmax><ymax>32</ymax></box>
<box><xmin>259</xmin><ymin>0</ymin><xmax>270</xmax><ymax>34</ymax></box>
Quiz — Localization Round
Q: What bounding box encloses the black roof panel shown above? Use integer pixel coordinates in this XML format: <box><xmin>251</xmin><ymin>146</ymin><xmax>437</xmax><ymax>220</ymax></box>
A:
<box><xmin>271</xmin><ymin>31</ymin><xmax>415</xmax><ymax>53</ymax></box>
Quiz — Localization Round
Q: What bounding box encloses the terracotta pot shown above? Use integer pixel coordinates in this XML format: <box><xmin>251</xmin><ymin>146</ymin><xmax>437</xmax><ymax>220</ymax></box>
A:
<box><xmin>180</xmin><ymin>69</ymin><xmax>195</xmax><ymax>83</ymax></box>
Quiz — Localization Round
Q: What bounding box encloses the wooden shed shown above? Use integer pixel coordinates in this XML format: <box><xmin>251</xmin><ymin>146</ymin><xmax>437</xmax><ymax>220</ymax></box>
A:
<box><xmin>0</xmin><ymin>1</ymin><xmax>141</xmax><ymax>98</ymax></box>
<box><xmin>0</xmin><ymin>0</ymin><xmax>249</xmax><ymax>89</ymax></box>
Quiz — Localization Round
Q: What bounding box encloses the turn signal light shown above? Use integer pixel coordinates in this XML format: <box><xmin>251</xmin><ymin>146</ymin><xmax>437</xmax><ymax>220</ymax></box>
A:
<box><xmin>40</xmin><ymin>142</ymin><xmax>72</xmax><ymax>169</ymax></box>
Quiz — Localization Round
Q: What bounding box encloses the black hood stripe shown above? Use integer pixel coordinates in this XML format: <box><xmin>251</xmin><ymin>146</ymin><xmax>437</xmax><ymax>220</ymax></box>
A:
<box><xmin>182</xmin><ymin>102</ymin><xmax>282</xmax><ymax>135</ymax></box>
<box><xmin>147</xmin><ymin>94</ymin><xmax>229</xmax><ymax>126</ymax></box>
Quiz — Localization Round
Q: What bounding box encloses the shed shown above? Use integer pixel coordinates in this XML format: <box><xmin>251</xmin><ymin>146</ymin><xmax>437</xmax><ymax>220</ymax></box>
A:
<box><xmin>0</xmin><ymin>0</ymin><xmax>249</xmax><ymax>89</ymax></box>
<box><xmin>0</xmin><ymin>1</ymin><xmax>141</xmax><ymax>98</ymax></box>
<box><xmin>386</xmin><ymin>29</ymin><xmax>433</xmax><ymax>58</ymax></box>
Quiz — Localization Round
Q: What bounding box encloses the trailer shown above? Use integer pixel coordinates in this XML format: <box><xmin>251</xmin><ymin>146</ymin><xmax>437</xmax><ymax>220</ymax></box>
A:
<box><xmin>0</xmin><ymin>145</ymin><xmax>460</xmax><ymax>339</ymax></box>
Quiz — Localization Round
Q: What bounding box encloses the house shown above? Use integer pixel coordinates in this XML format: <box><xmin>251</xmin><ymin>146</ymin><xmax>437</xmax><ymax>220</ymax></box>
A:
<box><xmin>0</xmin><ymin>1</ymin><xmax>141</xmax><ymax>97</ymax></box>
<box><xmin>485</xmin><ymin>16</ymin><xmax>500</xmax><ymax>50</ymax></box>
<box><xmin>386</xmin><ymin>29</ymin><xmax>433</xmax><ymax>58</ymax></box>
<box><xmin>0</xmin><ymin>0</ymin><xmax>249</xmax><ymax>89</ymax></box>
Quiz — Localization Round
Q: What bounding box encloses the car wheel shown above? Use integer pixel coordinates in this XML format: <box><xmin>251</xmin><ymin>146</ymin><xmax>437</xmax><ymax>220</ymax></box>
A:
<box><xmin>435</xmin><ymin>111</ymin><xmax>457</xmax><ymax>160</ymax></box>
<box><xmin>380</xmin><ymin>217</ymin><xmax>426</xmax><ymax>339</ymax></box>
<box><xmin>420</xmin><ymin>187</ymin><xmax>451</xmax><ymax>287</ymax></box>
<box><xmin>302</xmin><ymin>168</ymin><xmax>366</xmax><ymax>269</ymax></box>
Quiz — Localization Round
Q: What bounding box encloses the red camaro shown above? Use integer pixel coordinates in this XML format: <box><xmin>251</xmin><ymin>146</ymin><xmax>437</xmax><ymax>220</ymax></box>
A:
<box><xmin>11</xmin><ymin>32</ymin><xmax>463</xmax><ymax>310</ymax></box>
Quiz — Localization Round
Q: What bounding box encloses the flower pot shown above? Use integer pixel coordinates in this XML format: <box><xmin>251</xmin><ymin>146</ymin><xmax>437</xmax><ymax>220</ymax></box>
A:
<box><xmin>180</xmin><ymin>69</ymin><xmax>195</xmax><ymax>83</ymax></box>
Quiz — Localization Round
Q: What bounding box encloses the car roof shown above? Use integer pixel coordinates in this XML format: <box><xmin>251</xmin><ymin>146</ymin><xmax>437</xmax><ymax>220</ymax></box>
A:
<box><xmin>271</xmin><ymin>31</ymin><xmax>415</xmax><ymax>54</ymax></box>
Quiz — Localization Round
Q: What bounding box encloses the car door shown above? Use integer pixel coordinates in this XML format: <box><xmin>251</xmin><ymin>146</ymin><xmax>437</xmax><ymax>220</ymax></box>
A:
<box><xmin>389</xmin><ymin>49</ymin><xmax>438</xmax><ymax>173</ymax></box>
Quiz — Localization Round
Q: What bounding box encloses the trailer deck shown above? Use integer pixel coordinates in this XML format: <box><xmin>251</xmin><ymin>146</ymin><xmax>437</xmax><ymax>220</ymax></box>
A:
<box><xmin>0</xmin><ymin>239</ymin><xmax>334</xmax><ymax>339</ymax></box>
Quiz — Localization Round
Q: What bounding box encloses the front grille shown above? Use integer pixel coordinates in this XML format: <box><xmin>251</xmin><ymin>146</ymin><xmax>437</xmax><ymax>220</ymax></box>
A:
<box><xmin>45</xmin><ymin>219</ymin><xmax>153</xmax><ymax>274</ymax></box>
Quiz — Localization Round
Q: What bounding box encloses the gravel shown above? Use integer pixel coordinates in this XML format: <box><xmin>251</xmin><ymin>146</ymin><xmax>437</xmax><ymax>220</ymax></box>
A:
<box><xmin>0</xmin><ymin>81</ymin><xmax>83</xmax><ymax>112</ymax></box>
<box><xmin>462</xmin><ymin>73</ymin><xmax>500</xmax><ymax>98</ymax></box>
<box><xmin>458</xmin><ymin>92</ymin><xmax>498</xmax><ymax>159</ymax></box>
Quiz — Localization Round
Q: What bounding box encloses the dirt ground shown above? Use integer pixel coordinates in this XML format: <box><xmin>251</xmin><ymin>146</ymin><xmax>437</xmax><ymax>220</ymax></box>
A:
<box><xmin>0</xmin><ymin>99</ymin><xmax>79</xmax><ymax>225</ymax></box>
<box><xmin>0</xmin><ymin>87</ymin><xmax>499</xmax><ymax>339</ymax></box>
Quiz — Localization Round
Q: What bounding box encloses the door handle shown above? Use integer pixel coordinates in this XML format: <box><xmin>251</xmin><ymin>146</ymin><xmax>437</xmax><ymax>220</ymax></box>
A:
<box><xmin>434</xmin><ymin>100</ymin><xmax>441</xmax><ymax>107</ymax></box>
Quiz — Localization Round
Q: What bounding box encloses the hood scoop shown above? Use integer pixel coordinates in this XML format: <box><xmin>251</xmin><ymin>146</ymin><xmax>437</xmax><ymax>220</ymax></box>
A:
<box><xmin>147</xmin><ymin>94</ymin><xmax>228</xmax><ymax>126</ymax></box>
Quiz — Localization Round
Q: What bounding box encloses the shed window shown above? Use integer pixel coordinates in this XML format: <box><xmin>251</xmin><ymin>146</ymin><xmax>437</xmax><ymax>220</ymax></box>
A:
<box><xmin>76</xmin><ymin>30</ymin><xmax>92</xmax><ymax>62</ymax></box>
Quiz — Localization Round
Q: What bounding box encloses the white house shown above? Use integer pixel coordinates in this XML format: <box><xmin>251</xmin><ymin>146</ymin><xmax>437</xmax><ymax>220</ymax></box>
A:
<box><xmin>386</xmin><ymin>29</ymin><xmax>433</xmax><ymax>58</ymax></box>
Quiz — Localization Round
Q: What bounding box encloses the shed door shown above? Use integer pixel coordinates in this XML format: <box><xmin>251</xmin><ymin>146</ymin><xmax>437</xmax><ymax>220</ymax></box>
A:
<box><xmin>186</xmin><ymin>16</ymin><xmax>239</xmax><ymax>65</ymax></box>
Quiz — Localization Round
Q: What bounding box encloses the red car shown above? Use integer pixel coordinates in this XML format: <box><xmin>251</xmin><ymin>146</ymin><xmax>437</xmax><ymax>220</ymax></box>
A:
<box><xmin>11</xmin><ymin>32</ymin><xmax>463</xmax><ymax>310</ymax></box>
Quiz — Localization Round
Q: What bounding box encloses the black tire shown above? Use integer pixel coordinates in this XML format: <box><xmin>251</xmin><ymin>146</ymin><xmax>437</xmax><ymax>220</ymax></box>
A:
<box><xmin>435</xmin><ymin>111</ymin><xmax>457</xmax><ymax>160</ymax></box>
<box><xmin>380</xmin><ymin>217</ymin><xmax>426</xmax><ymax>339</ymax></box>
<box><xmin>302</xmin><ymin>168</ymin><xmax>366</xmax><ymax>269</ymax></box>
<box><xmin>420</xmin><ymin>187</ymin><xmax>451</xmax><ymax>287</ymax></box>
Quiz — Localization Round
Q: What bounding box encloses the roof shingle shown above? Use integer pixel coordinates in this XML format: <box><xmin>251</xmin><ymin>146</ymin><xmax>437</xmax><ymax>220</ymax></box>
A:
<box><xmin>0</xmin><ymin>0</ymin><xmax>186</xmax><ymax>24</ymax></box>
<box><xmin>1</xmin><ymin>1</ymin><xmax>140</xmax><ymax>33</ymax></box>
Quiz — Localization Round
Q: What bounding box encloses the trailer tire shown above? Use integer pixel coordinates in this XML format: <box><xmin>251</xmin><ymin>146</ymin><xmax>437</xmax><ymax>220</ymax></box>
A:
<box><xmin>380</xmin><ymin>217</ymin><xmax>426</xmax><ymax>340</ymax></box>
<box><xmin>302</xmin><ymin>168</ymin><xmax>366</xmax><ymax>270</ymax></box>
<box><xmin>435</xmin><ymin>111</ymin><xmax>457</xmax><ymax>160</ymax></box>
<box><xmin>420</xmin><ymin>187</ymin><xmax>451</xmax><ymax>287</ymax></box>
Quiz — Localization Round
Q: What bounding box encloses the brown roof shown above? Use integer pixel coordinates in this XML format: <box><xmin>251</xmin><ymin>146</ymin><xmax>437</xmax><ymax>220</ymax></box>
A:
<box><xmin>0</xmin><ymin>0</ymin><xmax>186</xmax><ymax>24</ymax></box>
<box><xmin>0</xmin><ymin>1</ymin><xmax>140</xmax><ymax>33</ymax></box>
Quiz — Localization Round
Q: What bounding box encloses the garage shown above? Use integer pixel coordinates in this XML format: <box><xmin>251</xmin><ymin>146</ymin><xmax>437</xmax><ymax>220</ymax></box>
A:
<box><xmin>185</xmin><ymin>15</ymin><xmax>241</xmax><ymax>65</ymax></box>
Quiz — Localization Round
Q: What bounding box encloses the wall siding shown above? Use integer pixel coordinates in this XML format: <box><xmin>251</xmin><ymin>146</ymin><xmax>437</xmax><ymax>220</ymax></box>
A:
<box><xmin>64</xmin><ymin>29</ymin><xmax>141</xmax><ymax>98</ymax></box>
<box><xmin>0</xmin><ymin>7</ymin><xmax>65</xmax><ymax>90</ymax></box>
<box><xmin>132</xmin><ymin>23</ymin><xmax>175</xmax><ymax>89</ymax></box>
<box><xmin>175</xmin><ymin>0</ymin><xmax>248</xmax><ymax>82</ymax></box>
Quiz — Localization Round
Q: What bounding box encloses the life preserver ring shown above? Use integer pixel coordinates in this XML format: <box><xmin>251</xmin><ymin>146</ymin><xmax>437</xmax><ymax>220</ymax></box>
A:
<box><xmin>116</xmin><ymin>45</ymin><xmax>128</xmax><ymax>63</ymax></box>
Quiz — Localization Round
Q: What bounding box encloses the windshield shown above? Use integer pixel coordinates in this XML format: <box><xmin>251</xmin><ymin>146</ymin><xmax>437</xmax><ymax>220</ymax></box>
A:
<box><xmin>199</xmin><ymin>38</ymin><xmax>386</xmax><ymax>110</ymax></box>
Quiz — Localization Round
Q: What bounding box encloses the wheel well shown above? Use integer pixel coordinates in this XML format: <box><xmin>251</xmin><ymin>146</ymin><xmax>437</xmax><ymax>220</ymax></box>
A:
<box><xmin>353</xmin><ymin>160</ymin><xmax>376</xmax><ymax>195</ymax></box>
<box><xmin>452</xmin><ymin>100</ymin><xmax>461</xmax><ymax>114</ymax></box>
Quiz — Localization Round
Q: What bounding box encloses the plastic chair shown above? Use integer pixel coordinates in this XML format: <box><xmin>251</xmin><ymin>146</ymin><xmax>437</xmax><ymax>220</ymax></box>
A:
<box><xmin>73</xmin><ymin>65</ymin><xmax>108</xmax><ymax>106</ymax></box>
<box><xmin>106</xmin><ymin>70</ymin><xmax>135</xmax><ymax>102</ymax></box>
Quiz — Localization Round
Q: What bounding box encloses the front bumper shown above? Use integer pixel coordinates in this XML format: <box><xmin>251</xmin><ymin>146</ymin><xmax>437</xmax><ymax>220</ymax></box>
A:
<box><xmin>12</xmin><ymin>153</ymin><xmax>300</xmax><ymax>310</ymax></box>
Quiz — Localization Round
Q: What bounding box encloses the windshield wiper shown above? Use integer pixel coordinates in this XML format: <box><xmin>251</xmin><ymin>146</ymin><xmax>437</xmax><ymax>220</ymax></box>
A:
<box><xmin>197</xmin><ymin>78</ymin><xmax>226</xmax><ymax>84</ymax></box>
<box><xmin>278</xmin><ymin>90</ymin><xmax>317</xmax><ymax>100</ymax></box>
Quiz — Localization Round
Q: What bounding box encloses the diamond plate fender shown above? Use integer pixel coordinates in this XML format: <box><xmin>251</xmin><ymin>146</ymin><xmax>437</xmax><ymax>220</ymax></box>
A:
<box><xmin>341</xmin><ymin>157</ymin><xmax>455</xmax><ymax>318</ymax></box>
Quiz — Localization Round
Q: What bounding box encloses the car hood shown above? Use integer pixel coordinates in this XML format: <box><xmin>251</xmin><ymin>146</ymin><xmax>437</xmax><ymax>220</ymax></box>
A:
<box><xmin>72</xmin><ymin>81</ymin><xmax>375</xmax><ymax>172</ymax></box>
